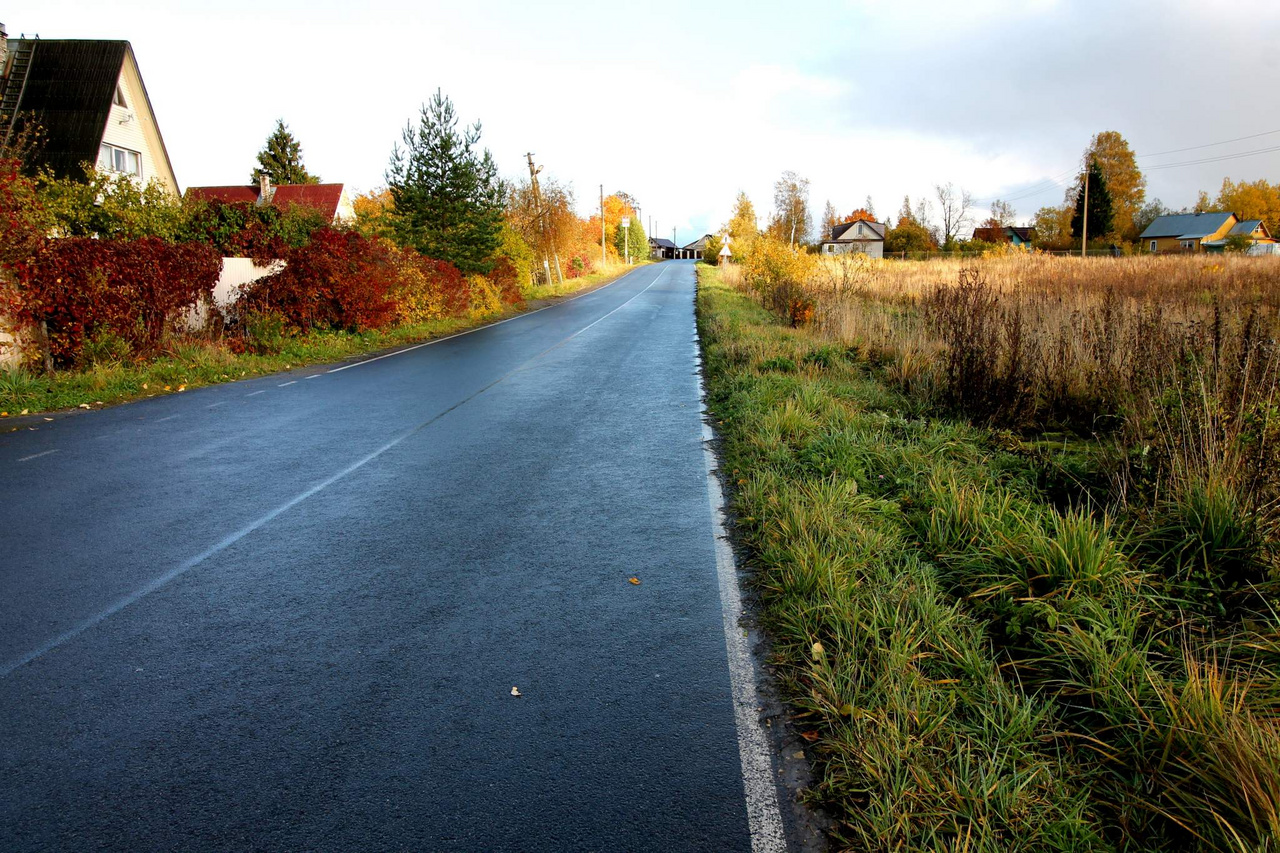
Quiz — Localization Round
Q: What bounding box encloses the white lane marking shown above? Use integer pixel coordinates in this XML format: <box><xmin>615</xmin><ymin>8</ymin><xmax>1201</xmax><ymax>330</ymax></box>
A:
<box><xmin>698</xmin><ymin>355</ymin><xmax>788</xmax><ymax>850</ymax></box>
<box><xmin>155</xmin><ymin>415</ymin><xmax>178</xmax><ymax>423</ymax></box>
<box><xmin>207</xmin><ymin>402</ymin><xmax>226</xmax><ymax>409</ymax></box>
<box><xmin>327</xmin><ymin>263</ymin><xmax>656</xmax><ymax>374</ymax></box>
<box><xmin>305</xmin><ymin>374</ymin><xmax>322</xmax><ymax>380</ymax></box>
<box><xmin>0</xmin><ymin>270</ymin><xmax>669</xmax><ymax>679</ymax></box>
<box><xmin>17</xmin><ymin>449</ymin><xmax>59</xmax><ymax>463</ymax></box>
<box><xmin>246</xmin><ymin>390</ymin><xmax>267</xmax><ymax>397</ymax></box>
<box><xmin>278</xmin><ymin>381</ymin><xmax>297</xmax><ymax>387</ymax></box>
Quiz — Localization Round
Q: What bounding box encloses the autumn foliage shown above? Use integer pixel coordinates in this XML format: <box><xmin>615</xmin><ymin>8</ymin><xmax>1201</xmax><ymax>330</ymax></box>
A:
<box><xmin>7</xmin><ymin>237</ymin><xmax>220</xmax><ymax>364</ymax></box>
<box><xmin>240</xmin><ymin>228</ymin><xmax>400</xmax><ymax>332</ymax></box>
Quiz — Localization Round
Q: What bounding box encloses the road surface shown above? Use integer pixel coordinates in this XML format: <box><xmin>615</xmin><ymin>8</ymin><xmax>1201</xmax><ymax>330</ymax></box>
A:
<box><xmin>0</xmin><ymin>262</ymin><xmax>785</xmax><ymax>851</ymax></box>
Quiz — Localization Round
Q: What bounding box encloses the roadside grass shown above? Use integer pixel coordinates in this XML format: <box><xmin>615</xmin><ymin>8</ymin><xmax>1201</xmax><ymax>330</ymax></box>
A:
<box><xmin>0</xmin><ymin>262</ymin><xmax>653</xmax><ymax>418</ymax></box>
<box><xmin>696</xmin><ymin>262</ymin><xmax>1280</xmax><ymax>851</ymax></box>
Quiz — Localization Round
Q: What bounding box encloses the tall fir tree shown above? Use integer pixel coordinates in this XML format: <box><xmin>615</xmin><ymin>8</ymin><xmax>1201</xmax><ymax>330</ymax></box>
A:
<box><xmin>251</xmin><ymin>119</ymin><xmax>320</xmax><ymax>185</ymax></box>
<box><xmin>1070</xmin><ymin>159</ymin><xmax>1115</xmax><ymax>243</ymax></box>
<box><xmin>385</xmin><ymin>90</ymin><xmax>504</xmax><ymax>274</ymax></box>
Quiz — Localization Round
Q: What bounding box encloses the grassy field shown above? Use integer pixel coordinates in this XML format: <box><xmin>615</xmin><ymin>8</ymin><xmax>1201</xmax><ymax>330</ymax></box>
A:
<box><xmin>698</xmin><ymin>257</ymin><xmax>1280</xmax><ymax>851</ymax></box>
<box><xmin>0</xmin><ymin>260</ymin><xmax>650</xmax><ymax>418</ymax></box>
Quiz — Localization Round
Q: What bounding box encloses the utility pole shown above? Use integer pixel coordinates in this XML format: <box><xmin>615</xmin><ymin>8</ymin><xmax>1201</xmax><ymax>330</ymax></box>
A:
<box><xmin>600</xmin><ymin>184</ymin><xmax>606</xmax><ymax>268</ymax></box>
<box><xmin>526</xmin><ymin>153</ymin><xmax>564</xmax><ymax>284</ymax></box>
<box><xmin>1081</xmin><ymin>163</ymin><xmax>1089</xmax><ymax>259</ymax></box>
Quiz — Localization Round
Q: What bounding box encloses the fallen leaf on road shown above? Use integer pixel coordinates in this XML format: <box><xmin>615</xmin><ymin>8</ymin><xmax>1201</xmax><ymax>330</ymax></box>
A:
<box><xmin>792</xmin><ymin>751</ymin><xmax>805</xmax><ymax>760</ymax></box>
<box><xmin>628</xmin><ymin>577</ymin><xmax>641</xmax><ymax>585</ymax></box>
<box><xmin>511</xmin><ymin>686</ymin><xmax>522</xmax><ymax>697</ymax></box>
<box><xmin>43</xmin><ymin>418</ymin><xmax>53</xmax><ymax>422</ymax></box>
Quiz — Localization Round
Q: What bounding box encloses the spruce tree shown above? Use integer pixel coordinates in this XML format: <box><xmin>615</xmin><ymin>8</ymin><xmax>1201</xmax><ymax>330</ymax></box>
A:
<box><xmin>1070</xmin><ymin>159</ymin><xmax>1115</xmax><ymax>243</ymax></box>
<box><xmin>385</xmin><ymin>90</ymin><xmax>504</xmax><ymax>274</ymax></box>
<box><xmin>251</xmin><ymin>119</ymin><xmax>320</xmax><ymax>185</ymax></box>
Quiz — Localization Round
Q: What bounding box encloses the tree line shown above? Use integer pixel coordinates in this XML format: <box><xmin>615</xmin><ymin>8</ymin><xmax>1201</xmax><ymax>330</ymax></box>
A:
<box><xmin>729</xmin><ymin>130</ymin><xmax>1279</xmax><ymax>257</ymax></box>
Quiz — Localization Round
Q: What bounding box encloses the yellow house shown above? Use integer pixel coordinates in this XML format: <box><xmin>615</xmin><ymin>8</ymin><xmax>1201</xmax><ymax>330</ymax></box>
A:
<box><xmin>1139</xmin><ymin>212</ymin><xmax>1237</xmax><ymax>253</ymax></box>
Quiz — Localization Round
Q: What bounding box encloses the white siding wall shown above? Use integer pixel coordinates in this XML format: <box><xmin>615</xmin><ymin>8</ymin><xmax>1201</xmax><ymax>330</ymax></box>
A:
<box><xmin>98</xmin><ymin>52</ymin><xmax>178</xmax><ymax>194</ymax></box>
<box><xmin>0</xmin><ymin>318</ymin><xmax>21</xmax><ymax>370</ymax></box>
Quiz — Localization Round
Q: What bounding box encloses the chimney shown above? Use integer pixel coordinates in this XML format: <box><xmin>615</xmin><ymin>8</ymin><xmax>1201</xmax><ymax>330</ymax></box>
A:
<box><xmin>257</xmin><ymin>173</ymin><xmax>272</xmax><ymax>205</ymax></box>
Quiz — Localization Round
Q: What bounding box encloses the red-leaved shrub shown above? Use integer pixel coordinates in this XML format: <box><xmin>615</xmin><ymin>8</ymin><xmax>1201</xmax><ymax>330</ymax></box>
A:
<box><xmin>489</xmin><ymin>258</ymin><xmax>524</xmax><ymax>305</ymax></box>
<box><xmin>241</xmin><ymin>228</ymin><xmax>398</xmax><ymax>332</ymax></box>
<box><xmin>10</xmin><ymin>237</ymin><xmax>220</xmax><ymax>364</ymax></box>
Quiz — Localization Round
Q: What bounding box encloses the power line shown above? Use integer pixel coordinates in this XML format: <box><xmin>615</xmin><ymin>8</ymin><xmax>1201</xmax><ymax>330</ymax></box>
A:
<box><xmin>972</xmin><ymin>128</ymin><xmax>1280</xmax><ymax>210</ymax></box>
<box><xmin>1143</xmin><ymin>144</ymin><xmax>1280</xmax><ymax>171</ymax></box>
<box><xmin>1136</xmin><ymin>128</ymin><xmax>1280</xmax><ymax>159</ymax></box>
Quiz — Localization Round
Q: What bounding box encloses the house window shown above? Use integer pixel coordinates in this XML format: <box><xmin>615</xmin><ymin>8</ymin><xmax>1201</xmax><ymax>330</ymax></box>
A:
<box><xmin>1150</xmin><ymin>240</ymin><xmax>1157</xmax><ymax>252</ymax></box>
<box><xmin>97</xmin><ymin>143</ymin><xmax>142</xmax><ymax>178</ymax></box>
<box><xmin>113</xmin><ymin>84</ymin><xmax>127</xmax><ymax>107</ymax></box>
<box><xmin>1181</xmin><ymin>240</ymin><xmax>1195</xmax><ymax>250</ymax></box>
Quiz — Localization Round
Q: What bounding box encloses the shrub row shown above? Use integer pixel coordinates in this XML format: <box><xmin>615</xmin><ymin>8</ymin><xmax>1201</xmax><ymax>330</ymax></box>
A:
<box><xmin>0</xmin><ymin>161</ymin><xmax>524</xmax><ymax>369</ymax></box>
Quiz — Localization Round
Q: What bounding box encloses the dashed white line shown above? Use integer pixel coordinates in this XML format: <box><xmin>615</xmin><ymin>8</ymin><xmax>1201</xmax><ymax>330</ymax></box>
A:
<box><xmin>278</xmin><ymin>381</ymin><xmax>297</xmax><ymax>387</ymax></box>
<box><xmin>698</xmin><ymin>346</ymin><xmax>788</xmax><ymax>853</ymax></box>
<box><xmin>305</xmin><ymin>374</ymin><xmax>322</xmax><ymax>380</ymax></box>
<box><xmin>155</xmin><ymin>415</ymin><xmax>178</xmax><ymax>423</ymax></box>
<box><xmin>17</xmin><ymin>449</ymin><xmax>58</xmax><ymax>463</ymax></box>
<box><xmin>207</xmin><ymin>401</ymin><xmax>226</xmax><ymax>409</ymax></box>
<box><xmin>0</xmin><ymin>266</ymin><xmax>675</xmax><ymax>680</ymax></box>
<box><xmin>246</xmin><ymin>390</ymin><xmax>267</xmax><ymax>397</ymax></box>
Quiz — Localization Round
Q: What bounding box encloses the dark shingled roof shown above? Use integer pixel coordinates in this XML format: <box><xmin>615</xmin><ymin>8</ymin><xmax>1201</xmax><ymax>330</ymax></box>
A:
<box><xmin>830</xmin><ymin>220</ymin><xmax>885</xmax><ymax>241</ymax></box>
<box><xmin>10</xmin><ymin>40</ymin><xmax>128</xmax><ymax>178</ymax></box>
<box><xmin>650</xmin><ymin>237</ymin><xmax>677</xmax><ymax>249</ymax></box>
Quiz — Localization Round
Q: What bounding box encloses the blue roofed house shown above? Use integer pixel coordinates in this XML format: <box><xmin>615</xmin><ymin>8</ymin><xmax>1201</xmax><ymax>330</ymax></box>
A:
<box><xmin>1139</xmin><ymin>212</ymin><xmax>1238</xmax><ymax>253</ymax></box>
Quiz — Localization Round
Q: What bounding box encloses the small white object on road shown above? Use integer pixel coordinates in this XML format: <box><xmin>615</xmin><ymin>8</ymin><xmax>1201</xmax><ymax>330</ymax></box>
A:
<box><xmin>511</xmin><ymin>686</ymin><xmax>522</xmax><ymax>697</ymax></box>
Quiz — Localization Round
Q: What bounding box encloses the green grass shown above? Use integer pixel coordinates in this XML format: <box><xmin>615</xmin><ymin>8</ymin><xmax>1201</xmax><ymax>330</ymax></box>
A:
<box><xmin>0</xmin><ymin>265</ymin><xmax>648</xmax><ymax>418</ymax></box>
<box><xmin>696</xmin><ymin>263</ymin><xmax>1280</xmax><ymax>852</ymax></box>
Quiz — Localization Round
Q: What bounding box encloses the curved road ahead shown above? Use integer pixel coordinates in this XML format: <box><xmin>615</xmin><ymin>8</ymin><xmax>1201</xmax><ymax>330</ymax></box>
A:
<box><xmin>0</xmin><ymin>262</ymin><xmax>785</xmax><ymax>851</ymax></box>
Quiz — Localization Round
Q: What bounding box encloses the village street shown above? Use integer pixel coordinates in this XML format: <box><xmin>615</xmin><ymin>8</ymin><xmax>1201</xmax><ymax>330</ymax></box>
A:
<box><xmin>0</xmin><ymin>262</ymin><xmax>783</xmax><ymax>852</ymax></box>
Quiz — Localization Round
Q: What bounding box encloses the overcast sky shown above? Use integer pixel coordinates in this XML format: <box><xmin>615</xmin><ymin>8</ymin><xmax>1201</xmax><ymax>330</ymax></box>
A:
<box><xmin>8</xmin><ymin>0</ymin><xmax>1279</xmax><ymax>241</ymax></box>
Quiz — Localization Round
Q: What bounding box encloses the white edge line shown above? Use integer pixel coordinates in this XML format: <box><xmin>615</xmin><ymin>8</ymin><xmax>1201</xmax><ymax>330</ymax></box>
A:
<box><xmin>697</xmin><ymin>351</ymin><xmax>788</xmax><ymax>851</ymax></box>
<box><xmin>326</xmin><ymin>262</ymin><xmax>657</xmax><ymax>375</ymax></box>
<box><xmin>17</xmin><ymin>449</ymin><xmax>59</xmax><ymax>463</ymax></box>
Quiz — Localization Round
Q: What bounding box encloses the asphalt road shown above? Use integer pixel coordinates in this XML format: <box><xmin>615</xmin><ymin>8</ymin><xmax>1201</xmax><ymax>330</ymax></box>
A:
<box><xmin>0</xmin><ymin>261</ymin><xmax>783</xmax><ymax>852</ymax></box>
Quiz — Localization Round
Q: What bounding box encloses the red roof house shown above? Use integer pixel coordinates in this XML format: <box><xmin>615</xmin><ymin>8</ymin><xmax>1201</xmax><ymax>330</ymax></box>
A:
<box><xmin>185</xmin><ymin>176</ymin><xmax>355</xmax><ymax>224</ymax></box>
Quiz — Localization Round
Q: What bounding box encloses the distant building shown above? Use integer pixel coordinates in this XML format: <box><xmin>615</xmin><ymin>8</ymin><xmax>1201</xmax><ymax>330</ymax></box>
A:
<box><xmin>0</xmin><ymin>27</ymin><xmax>179</xmax><ymax>192</ymax></box>
<box><xmin>1139</xmin><ymin>212</ymin><xmax>1240</xmax><ymax>253</ymax></box>
<box><xmin>820</xmin><ymin>219</ymin><xmax>885</xmax><ymax>258</ymax></box>
<box><xmin>186</xmin><ymin>176</ymin><xmax>356</xmax><ymax>225</ymax></box>
<box><xmin>681</xmin><ymin>234</ymin><xmax>713</xmax><ymax>260</ymax></box>
<box><xmin>649</xmin><ymin>237</ymin><xmax>677</xmax><ymax>259</ymax></box>
<box><xmin>971</xmin><ymin>225</ymin><xmax>1036</xmax><ymax>248</ymax></box>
